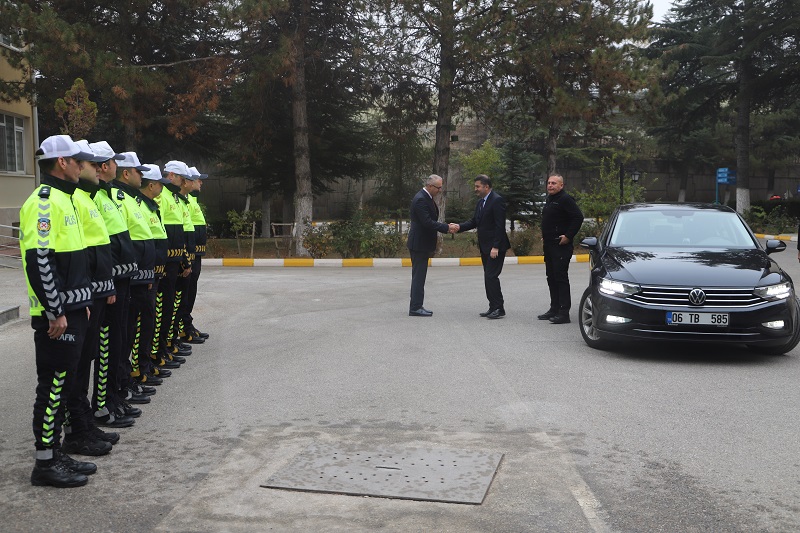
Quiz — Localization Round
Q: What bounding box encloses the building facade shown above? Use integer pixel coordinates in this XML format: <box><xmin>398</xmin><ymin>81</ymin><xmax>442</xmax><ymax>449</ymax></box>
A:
<box><xmin>0</xmin><ymin>35</ymin><xmax>37</xmax><ymax>235</ymax></box>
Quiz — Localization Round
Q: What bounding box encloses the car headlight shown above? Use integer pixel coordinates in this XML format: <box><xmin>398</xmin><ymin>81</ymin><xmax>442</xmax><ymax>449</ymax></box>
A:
<box><xmin>754</xmin><ymin>282</ymin><xmax>792</xmax><ymax>301</ymax></box>
<box><xmin>598</xmin><ymin>278</ymin><xmax>641</xmax><ymax>297</ymax></box>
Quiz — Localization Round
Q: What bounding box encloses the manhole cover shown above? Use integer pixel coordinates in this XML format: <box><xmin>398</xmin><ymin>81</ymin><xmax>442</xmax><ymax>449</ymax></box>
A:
<box><xmin>262</xmin><ymin>443</ymin><xmax>503</xmax><ymax>504</ymax></box>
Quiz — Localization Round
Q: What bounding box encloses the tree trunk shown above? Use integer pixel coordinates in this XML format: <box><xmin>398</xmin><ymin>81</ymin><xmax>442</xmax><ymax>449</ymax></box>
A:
<box><xmin>261</xmin><ymin>194</ymin><xmax>271</xmax><ymax>237</ymax></box>
<box><xmin>291</xmin><ymin>0</ymin><xmax>312</xmax><ymax>256</ymax></box>
<box><xmin>766</xmin><ymin>168</ymin><xmax>776</xmax><ymax>199</ymax></box>
<box><xmin>678</xmin><ymin>166</ymin><xmax>688</xmax><ymax>203</ymax></box>
<box><xmin>432</xmin><ymin>1</ymin><xmax>455</xmax><ymax>254</ymax></box>
<box><xmin>546</xmin><ymin>124</ymin><xmax>560</xmax><ymax>176</ymax></box>
<box><xmin>734</xmin><ymin>2</ymin><xmax>753</xmax><ymax>214</ymax></box>
<box><xmin>124</xmin><ymin>122</ymin><xmax>137</xmax><ymax>151</ymax></box>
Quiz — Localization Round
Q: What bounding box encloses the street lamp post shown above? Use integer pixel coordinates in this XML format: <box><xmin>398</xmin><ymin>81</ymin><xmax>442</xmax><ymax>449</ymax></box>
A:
<box><xmin>630</xmin><ymin>169</ymin><xmax>641</xmax><ymax>203</ymax></box>
<box><xmin>619</xmin><ymin>166</ymin><xmax>642</xmax><ymax>204</ymax></box>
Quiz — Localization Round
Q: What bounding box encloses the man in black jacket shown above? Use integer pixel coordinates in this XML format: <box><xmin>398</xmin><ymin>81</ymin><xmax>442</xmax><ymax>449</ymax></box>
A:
<box><xmin>454</xmin><ymin>175</ymin><xmax>511</xmax><ymax>319</ymax></box>
<box><xmin>539</xmin><ymin>174</ymin><xmax>584</xmax><ymax>324</ymax></box>
<box><xmin>407</xmin><ymin>174</ymin><xmax>452</xmax><ymax>317</ymax></box>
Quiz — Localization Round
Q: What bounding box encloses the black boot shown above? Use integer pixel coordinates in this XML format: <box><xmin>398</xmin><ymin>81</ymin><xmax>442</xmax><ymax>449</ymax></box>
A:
<box><xmin>54</xmin><ymin>447</ymin><xmax>97</xmax><ymax>475</ymax></box>
<box><xmin>31</xmin><ymin>457</ymin><xmax>88</xmax><ymax>488</ymax></box>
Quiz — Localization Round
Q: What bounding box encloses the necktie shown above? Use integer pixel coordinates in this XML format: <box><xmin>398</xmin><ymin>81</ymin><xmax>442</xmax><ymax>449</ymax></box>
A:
<box><xmin>478</xmin><ymin>198</ymin><xmax>485</xmax><ymax>217</ymax></box>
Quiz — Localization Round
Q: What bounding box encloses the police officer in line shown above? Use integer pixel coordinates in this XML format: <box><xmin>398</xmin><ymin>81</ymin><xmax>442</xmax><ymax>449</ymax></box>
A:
<box><xmin>170</xmin><ymin>164</ymin><xmax>197</xmax><ymax>352</ymax></box>
<box><xmin>88</xmin><ymin>141</ymin><xmax>139</xmax><ymax>428</ymax></box>
<box><xmin>111</xmin><ymin>152</ymin><xmax>157</xmax><ymax>410</ymax></box>
<box><xmin>21</xmin><ymin>135</ymin><xmax>98</xmax><ymax>487</ymax></box>
<box><xmin>154</xmin><ymin>161</ymin><xmax>193</xmax><ymax>366</ymax></box>
<box><xmin>137</xmin><ymin>165</ymin><xmax>177</xmax><ymax>380</ymax></box>
<box><xmin>179</xmin><ymin>166</ymin><xmax>210</xmax><ymax>344</ymax></box>
<box><xmin>61</xmin><ymin>140</ymin><xmax>120</xmax><ymax>458</ymax></box>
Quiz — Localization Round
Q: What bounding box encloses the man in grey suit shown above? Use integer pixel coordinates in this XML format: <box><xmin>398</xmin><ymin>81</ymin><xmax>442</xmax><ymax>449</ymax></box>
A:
<box><xmin>407</xmin><ymin>174</ymin><xmax>452</xmax><ymax>317</ymax></box>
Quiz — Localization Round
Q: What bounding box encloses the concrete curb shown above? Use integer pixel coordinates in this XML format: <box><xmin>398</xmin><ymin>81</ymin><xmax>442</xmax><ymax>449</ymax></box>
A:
<box><xmin>204</xmin><ymin>255</ymin><xmax>592</xmax><ymax>268</ymax></box>
<box><xmin>0</xmin><ymin>305</ymin><xmax>20</xmax><ymax>326</ymax></box>
<box><xmin>203</xmin><ymin>234</ymin><xmax>796</xmax><ymax>267</ymax></box>
<box><xmin>756</xmin><ymin>233</ymin><xmax>797</xmax><ymax>242</ymax></box>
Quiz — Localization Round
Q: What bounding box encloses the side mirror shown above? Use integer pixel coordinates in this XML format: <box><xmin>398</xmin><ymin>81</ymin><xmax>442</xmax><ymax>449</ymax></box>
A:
<box><xmin>581</xmin><ymin>237</ymin><xmax>598</xmax><ymax>249</ymax></box>
<box><xmin>765</xmin><ymin>239</ymin><xmax>786</xmax><ymax>254</ymax></box>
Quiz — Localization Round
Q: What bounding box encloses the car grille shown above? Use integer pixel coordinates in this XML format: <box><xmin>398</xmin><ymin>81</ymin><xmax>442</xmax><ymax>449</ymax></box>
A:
<box><xmin>629</xmin><ymin>286</ymin><xmax>765</xmax><ymax>308</ymax></box>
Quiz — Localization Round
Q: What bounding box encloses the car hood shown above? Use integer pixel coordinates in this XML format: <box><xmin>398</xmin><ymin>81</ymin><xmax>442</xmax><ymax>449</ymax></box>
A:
<box><xmin>601</xmin><ymin>247</ymin><xmax>784</xmax><ymax>287</ymax></box>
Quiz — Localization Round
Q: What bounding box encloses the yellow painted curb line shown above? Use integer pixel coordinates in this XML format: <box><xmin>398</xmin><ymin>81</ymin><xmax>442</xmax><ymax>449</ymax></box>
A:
<box><xmin>342</xmin><ymin>258</ymin><xmax>374</xmax><ymax>267</ymax></box>
<box><xmin>209</xmin><ymin>253</ymin><xmax>592</xmax><ymax>267</ymax></box>
<box><xmin>222</xmin><ymin>258</ymin><xmax>254</xmax><ymax>267</ymax></box>
<box><xmin>284</xmin><ymin>258</ymin><xmax>315</xmax><ymax>267</ymax></box>
<box><xmin>755</xmin><ymin>233</ymin><xmax>797</xmax><ymax>242</ymax></box>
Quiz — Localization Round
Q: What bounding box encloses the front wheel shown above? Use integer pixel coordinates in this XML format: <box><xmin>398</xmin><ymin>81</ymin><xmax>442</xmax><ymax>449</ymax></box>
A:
<box><xmin>579</xmin><ymin>287</ymin><xmax>606</xmax><ymax>349</ymax></box>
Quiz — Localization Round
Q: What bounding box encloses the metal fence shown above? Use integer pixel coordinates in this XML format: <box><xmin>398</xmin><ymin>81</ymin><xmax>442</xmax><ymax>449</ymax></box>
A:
<box><xmin>0</xmin><ymin>224</ymin><xmax>21</xmax><ymax>268</ymax></box>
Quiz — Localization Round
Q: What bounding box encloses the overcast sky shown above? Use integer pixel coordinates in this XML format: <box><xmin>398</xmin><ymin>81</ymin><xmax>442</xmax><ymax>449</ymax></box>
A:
<box><xmin>650</xmin><ymin>0</ymin><xmax>674</xmax><ymax>21</ymax></box>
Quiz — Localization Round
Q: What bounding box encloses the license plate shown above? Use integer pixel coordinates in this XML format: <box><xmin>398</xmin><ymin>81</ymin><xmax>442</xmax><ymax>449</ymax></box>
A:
<box><xmin>666</xmin><ymin>312</ymin><xmax>729</xmax><ymax>326</ymax></box>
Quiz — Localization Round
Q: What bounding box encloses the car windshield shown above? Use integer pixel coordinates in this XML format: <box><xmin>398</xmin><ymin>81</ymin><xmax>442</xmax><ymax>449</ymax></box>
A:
<box><xmin>608</xmin><ymin>209</ymin><xmax>757</xmax><ymax>249</ymax></box>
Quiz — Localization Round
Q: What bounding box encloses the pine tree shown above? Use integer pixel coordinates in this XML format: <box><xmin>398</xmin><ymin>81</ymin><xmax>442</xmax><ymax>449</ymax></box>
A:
<box><xmin>488</xmin><ymin>0</ymin><xmax>651</xmax><ymax>175</ymax></box>
<box><xmin>649</xmin><ymin>0</ymin><xmax>800</xmax><ymax>212</ymax></box>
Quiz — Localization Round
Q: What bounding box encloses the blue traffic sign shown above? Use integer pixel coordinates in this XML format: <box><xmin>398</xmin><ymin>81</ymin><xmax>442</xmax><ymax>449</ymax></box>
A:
<box><xmin>716</xmin><ymin>168</ymin><xmax>736</xmax><ymax>184</ymax></box>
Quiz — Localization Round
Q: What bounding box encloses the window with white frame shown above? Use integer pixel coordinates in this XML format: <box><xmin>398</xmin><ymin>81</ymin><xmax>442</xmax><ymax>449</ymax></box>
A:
<box><xmin>0</xmin><ymin>114</ymin><xmax>26</xmax><ymax>173</ymax></box>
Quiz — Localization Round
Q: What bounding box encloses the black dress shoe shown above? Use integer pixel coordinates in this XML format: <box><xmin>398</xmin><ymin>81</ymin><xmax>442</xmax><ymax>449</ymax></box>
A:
<box><xmin>173</xmin><ymin>346</ymin><xmax>192</xmax><ymax>357</ymax></box>
<box><xmin>138</xmin><ymin>373</ymin><xmax>163</xmax><ymax>386</ymax></box>
<box><xmin>130</xmin><ymin>383</ymin><xmax>156</xmax><ymax>396</ymax></box>
<box><xmin>161</xmin><ymin>351</ymin><xmax>185</xmax><ymax>365</ymax></box>
<box><xmin>538</xmin><ymin>310</ymin><xmax>557</xmax><ymax>320</ymax></box>
<box><xmin>479</xmin><ymin>309</ymin><xmax>493</xmax><ymax>317</ymax></box>
<box><xmin>31</xmin><ymin>459</ymin><xmax>88</xmax><ymax>488</ymax></box>
<box><xmin>549</xmin><ymin>314</ymin><xmax>571</xmax><ymax>324</ymax></box>
<box><xmin>486</xmin><ymin>308</ymin><xmax>505</xmax><ymax>319</ymax></box>
<box><xmin>150</xmin><ymin>367</ymin><xmax>171</xmax><ymax>378</ymax></box>
<box><xmin>409</xmin><ymin>308</ymin><xmax>433</xmax><ymax>317</ymax></box>
<box><xmin>157</xmin><ymin>358</ymin><xmax>181</xmax><ymax>369</ymax></box>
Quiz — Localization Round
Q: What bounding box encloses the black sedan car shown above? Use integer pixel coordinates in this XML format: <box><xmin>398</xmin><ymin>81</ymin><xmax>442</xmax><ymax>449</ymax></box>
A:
<box><xmin>579</xmin><ymin>203</ymin><xmax>800</xmax><ymax>354</ymax></box>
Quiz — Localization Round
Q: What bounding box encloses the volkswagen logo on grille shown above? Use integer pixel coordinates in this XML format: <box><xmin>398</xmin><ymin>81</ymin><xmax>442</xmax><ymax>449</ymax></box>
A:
<box><xmin>688</xmin><ymin>288</ymin><xmax>706</xmax><ymax>306</ymax></box>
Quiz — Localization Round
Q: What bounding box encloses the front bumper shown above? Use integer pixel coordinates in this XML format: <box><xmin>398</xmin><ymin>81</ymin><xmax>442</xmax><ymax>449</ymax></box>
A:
<box><xmin>592</xmin><ymin>291</ymin><xmax>797</xmax><ymax>346</ymax></box>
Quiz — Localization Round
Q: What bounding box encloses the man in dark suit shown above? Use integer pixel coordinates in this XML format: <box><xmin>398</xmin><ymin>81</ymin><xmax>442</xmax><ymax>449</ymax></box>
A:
<box><xmin>407</xmin><ymin>174</ymin><xmax>452</xmax><ymax>317</ymax></box>
<box><xmin>454</xmin><ymin>175</ymin><xmax>512</xmax><ymax>319</ymax></box>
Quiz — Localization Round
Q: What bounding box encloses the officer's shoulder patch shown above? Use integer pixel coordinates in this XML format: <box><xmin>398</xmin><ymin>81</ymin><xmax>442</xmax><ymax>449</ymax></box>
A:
<box><xmin>117</xmin><ymin>190</ymin><xmax>125</xmax><ymax>201</ymax></box>
<box><xmin>37</xmin><ymin>218</ymin><xmax>51</xmax><ymax>237</ymax></box>
<box><xmin>38</xmin><ymin>186</ymin><xmax>51</xmax><ymax>198</ymax></box>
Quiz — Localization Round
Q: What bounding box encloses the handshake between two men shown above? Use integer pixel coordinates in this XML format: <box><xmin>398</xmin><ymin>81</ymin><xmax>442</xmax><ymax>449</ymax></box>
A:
<box><xmin>447</xmin><ymin>223</ymin><xmax>499</xmax><ymax>259</ymax></box>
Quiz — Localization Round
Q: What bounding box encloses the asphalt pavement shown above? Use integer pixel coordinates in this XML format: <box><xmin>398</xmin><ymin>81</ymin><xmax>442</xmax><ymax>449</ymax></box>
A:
<box><xmin>2</xmin><ymin>251</ymin><xmax>800</xmax><ymax>532</ymax></box>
